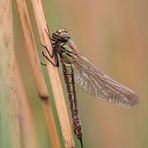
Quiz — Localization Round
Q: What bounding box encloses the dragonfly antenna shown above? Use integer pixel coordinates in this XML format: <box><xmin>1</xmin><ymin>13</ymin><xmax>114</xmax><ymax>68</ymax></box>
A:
<box><xmin>78</xmin><ymin>137</ymin><xmax>84</xmax><ymax>148</ymax></box>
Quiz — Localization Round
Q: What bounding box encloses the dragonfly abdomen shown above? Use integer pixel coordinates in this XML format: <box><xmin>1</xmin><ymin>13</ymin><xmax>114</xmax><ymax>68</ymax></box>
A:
<box><xmin>62</xmin><ymin>62</ymin><xmax>82</xmax><ymax>139</ymax></box>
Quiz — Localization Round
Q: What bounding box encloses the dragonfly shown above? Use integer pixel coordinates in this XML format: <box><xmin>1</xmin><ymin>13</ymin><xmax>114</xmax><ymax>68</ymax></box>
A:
<box><xmin>41</xmin><ymin>28</ymin><xmax>139</xmax><ymax>148</ymax></box>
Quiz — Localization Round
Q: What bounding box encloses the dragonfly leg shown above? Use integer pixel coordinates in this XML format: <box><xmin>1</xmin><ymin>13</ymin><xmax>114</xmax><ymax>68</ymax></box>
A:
<box><xmin>44</xmin><ymin>28</ymin><xmax>56</xmax><ymax>44</ymax></box>
<box><xmin>42</xmin><ymin>51</ymin><xmax>59</xmax><ymax>67</ymax></box>
<box><xmin>41</xmin><ymin>43</ymin><xmax>54</xmax><ymax>58</ymax></box>
<box><xmin>45</xmin><ymin>29</ymin><xmax>52</xmax><ymax>40</ymax></box>
<box><xmin>40</xmin><ymin>62</ymin><xmax>47</xmax><ymax>66</ymax></box>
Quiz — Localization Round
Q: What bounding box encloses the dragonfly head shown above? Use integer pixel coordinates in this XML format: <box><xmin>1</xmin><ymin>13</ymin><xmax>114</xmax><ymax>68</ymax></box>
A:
<box><xmin>52</xmin><ymin>28</ymin><xmax>70</xmax><ymax>42</ymax></box>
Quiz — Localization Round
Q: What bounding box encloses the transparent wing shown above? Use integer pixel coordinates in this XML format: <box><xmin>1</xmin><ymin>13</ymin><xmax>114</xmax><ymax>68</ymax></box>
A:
<box><xmin>74</xmin><ymin>54</ymin><xmax>139</xmax><ymax>108</ymax></box>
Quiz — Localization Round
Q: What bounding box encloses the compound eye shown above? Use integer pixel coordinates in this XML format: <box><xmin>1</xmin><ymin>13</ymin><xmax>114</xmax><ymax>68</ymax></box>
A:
<box><xmin>60</xmin><ymin>32</ymin><xmax>70</xmax><ymax>39</ymax></box>
<box><xmin>58</xmin><ymin>28</ymin><xmax>66</xmax><ymax>33</ymax></box>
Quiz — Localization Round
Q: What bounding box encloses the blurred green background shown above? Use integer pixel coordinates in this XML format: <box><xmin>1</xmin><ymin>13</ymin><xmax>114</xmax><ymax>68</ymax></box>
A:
<box><xmin>13</xmin><ymin>0</ymin><xmax>148</xmax><ymax>148</ymax></box>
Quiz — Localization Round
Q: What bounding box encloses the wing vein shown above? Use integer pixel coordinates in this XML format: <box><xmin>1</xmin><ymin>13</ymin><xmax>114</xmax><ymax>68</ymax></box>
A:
<box><xmin>74</xmin><ymin>54</ymin><xmax>139</xmax><ymax>107</ymax></box>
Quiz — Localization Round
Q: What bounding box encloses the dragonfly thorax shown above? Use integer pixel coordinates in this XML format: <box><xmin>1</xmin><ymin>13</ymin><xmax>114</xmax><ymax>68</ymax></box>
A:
<box><xmin>60</xmin><ymin>49</ymin><xmax>77</xmax><ymax>64</ymax></box>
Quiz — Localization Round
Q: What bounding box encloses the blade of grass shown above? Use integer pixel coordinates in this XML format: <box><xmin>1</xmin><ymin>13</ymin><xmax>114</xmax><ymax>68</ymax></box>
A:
<box><xmin>14</xmin><ymin>0</ymin><xmax>60</xmax><ymax>147</ymax></box>
<box><xmin>15</xmin><ymin>59</ymin><xmax>38</xmax><ymax>148</ymax></box>
<box><xmin>31</xmin><ymin>0</ymin><xmax>75</xmax><ymax>147</ymax></box>
<box><xmin>0</xmin><ymin>0</ymin><xmax>21</xmax><ymax>148</ymax></box>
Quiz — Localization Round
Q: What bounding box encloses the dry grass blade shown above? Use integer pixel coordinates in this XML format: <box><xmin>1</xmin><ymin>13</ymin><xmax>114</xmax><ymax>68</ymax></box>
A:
<box><xmin>15</xmin><ymin>59</ymin><xmax>38</xmax><ymax>148</ymax></box>
<box><xmin>31</xmin><ymin>0</ymin><xmax>75</xmax><ymax>147</ymax></box>
<box><xmin>0</xmin><ymin>0</ymin><xmax>21</xmax><ymax>148</ymax></box>
<box><xmin>14</xmin><ymin>0</ymin><xmax>60</xmax><ymax>147</ymax></box>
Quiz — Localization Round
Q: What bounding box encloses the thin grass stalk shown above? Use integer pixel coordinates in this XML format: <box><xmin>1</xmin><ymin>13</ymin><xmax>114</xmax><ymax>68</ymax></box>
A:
<box><xmin>14</xmin><ymin>0</ymin><xmax>60</xmax><ymax>147</ymax></box>
<box><xmin>0</xmin><ymin>0</ymin><xmax>21</xmax><ymax>148</ymax></box>
<box><xmin>15</xmin><ymin>59</ymin><xmax>38</xmax><ymax>148</ymax></box>
<box><xmin>30</xmin><ymin>0</ymin><xmax>75</xmax><ymax>147</ymax></box>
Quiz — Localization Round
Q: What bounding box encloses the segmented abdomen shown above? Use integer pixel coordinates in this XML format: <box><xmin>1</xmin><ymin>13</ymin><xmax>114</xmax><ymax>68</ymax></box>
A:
<box><xmin>62</xmin><ymin>62</ymin><xmax>82</xmax><ymax>139</ymax></box>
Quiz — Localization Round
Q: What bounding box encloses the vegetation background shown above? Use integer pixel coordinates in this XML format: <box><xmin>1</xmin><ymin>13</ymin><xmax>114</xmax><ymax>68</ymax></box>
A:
<box><xmin>1</xmin><ymin>0</ymin><xmax>148</xmax><ymax>148</ymax></box>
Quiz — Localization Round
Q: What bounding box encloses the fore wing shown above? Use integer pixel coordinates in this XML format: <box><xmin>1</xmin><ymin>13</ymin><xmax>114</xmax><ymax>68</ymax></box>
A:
<box><xmin>74</xmin><ymin>54</ymin><xmax>139</xmax><ymax>108</ymax></box>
